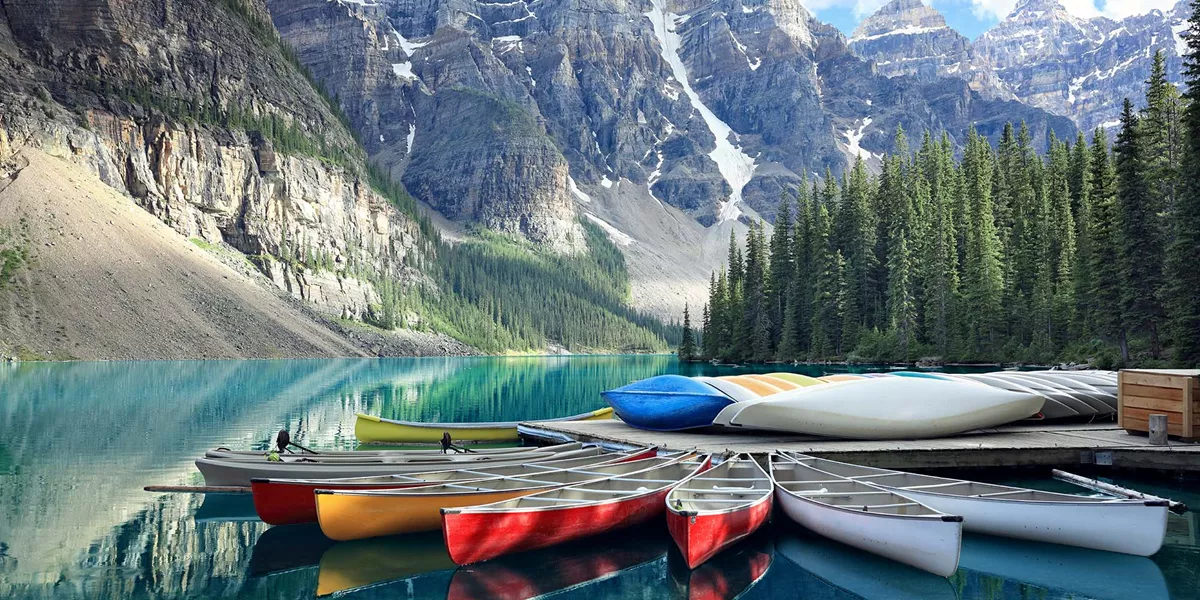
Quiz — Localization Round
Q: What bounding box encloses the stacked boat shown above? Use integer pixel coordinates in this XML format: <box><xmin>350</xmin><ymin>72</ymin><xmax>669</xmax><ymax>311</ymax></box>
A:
<box><xmin>602</xmin><ymin>370</ymin><xmax>1119</xmax><ymax>436</ymax></box>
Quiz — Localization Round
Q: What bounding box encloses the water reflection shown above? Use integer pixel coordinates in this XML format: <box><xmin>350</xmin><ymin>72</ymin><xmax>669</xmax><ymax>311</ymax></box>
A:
<box><xmin>669</xmin><ymin>531</ymin><xmax>773</xmax><ymax>600</ymax></box>
<box><xmin>1</xmin><ymin>357</ymin><xmax>1197</xmax><ymax>599</ymax></box>
<box><xmin>448</xmin><ymin>528</ymin><xmax>669</xmax><ymax>600</ymax></box>
<box><xmin>956</xmin><ymin>534</ymin><xmax>1169</xmax><ymax>600</ymax></box>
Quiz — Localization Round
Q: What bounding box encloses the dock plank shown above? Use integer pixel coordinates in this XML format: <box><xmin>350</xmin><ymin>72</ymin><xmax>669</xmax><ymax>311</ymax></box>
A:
<box><xmin>520</xmin><ymin>421</ymin><xmax>1200</xmax><ymax>471</ymax></box>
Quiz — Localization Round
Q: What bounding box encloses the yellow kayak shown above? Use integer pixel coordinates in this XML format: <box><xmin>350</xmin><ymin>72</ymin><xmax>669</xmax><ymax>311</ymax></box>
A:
<box><xmin>354</xmin><ymin>407</ymin><xmax>614</xmax><ymax>444</ymax></box>
<box><xmin>764</xmin><ymin>372</ymin><xmax>824</xmax><ymax>387</ymax></box>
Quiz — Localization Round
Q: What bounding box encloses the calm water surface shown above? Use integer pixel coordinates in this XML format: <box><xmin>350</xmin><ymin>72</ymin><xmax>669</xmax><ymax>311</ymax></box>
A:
<box><xmin>0</xmin><ymin>356</ymin><xmax>1196</xmax><ymax>599</ymax></box>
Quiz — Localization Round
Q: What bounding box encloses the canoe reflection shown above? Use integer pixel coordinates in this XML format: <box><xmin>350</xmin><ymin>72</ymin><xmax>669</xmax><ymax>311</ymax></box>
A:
<box><xmin>194</xmin><ymin>492</ymin><xmax>259</xmax><ymax>523</ymax></box>
<box><xmin>776</xmin><ymin>529</ymin><xmax>957</xmax><ymax>600</ymax></box>
<box><xmin>447</xmin><ymin>528</ymin><xmax>671</xmax><ymax>600</ymax></box>
<box><xmin>316</xmin><ymin>532</ymin><xmax>455</xmax><ymax>597</ymax></box>
<box><xmin>669</xmin><ymin>531</ymin><xmax>773</xmax><ymax>600</ymax></box>
<box><xmin>248</xmin><ymin>524</ymin><xmax>336</xmax><ymax>578</ymax></box>
<box><xmin>956</xmin><ymin>534</ymin><xmax>1170</xmax><ymax>600</ymax></box>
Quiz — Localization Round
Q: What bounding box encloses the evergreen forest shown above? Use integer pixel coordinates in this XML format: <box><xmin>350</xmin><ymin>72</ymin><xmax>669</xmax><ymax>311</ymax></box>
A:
<box><xmin>685</xmin><ymin>42</ymin><xmax>1200</xmax><ymax>368</ymax></box>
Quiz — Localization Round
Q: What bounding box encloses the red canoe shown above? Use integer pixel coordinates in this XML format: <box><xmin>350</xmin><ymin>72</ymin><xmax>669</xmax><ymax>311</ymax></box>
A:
<box><xmin>251</xmin><ymin>447</ymin><xmax>654</xmax><ymax>525</ymax></box>
<box><xmin>441</xmin><ymin>454</ymin><xmax>711</xmax><ymax>565</ymax></box>
<box><xmin>665</xmin><ymin>454</ymin><xmax>773</xmax><ymax>569</ymax></box>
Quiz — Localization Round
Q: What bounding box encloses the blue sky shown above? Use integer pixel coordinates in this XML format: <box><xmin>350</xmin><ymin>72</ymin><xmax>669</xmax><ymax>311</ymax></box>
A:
<box><xmin>809</xmin><ymin>0</ymin><xmax>1181</xmax><ymax>41</ymax></box>
<box><xmin>815</xmin><ymin>0</ymin><xmax>1000</xmax><ymax>39</ymax></box>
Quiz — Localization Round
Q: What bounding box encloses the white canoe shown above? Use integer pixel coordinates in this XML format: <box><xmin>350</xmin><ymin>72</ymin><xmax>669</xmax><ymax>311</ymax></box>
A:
<box><xmin>784</xmin><ymin>453</ymin><xmax>1168</xmax><ymax>556</ymax></box>
<box><xmin>715</xmin><ymin>378</ymin><xmax>1043</xmax><ymax>439</ymax></box>
<box><xmin>205</xmin><ymin>442</ymin><xmax>583</xmax><ymax>462</ymax></box>
<box><xmin>197</xmin><ymin>446</ymin><xmax>600</xmax><ymax>487</ymax></box>
<box><xmin>951</xmin><ymin>374</ymin><xmax>1084</xmax><ymax>420</ymax></box>
<box><xmin>769</xmin><ymin>455</ymin><xmax>962</xmax><ymax>577</ymax></box>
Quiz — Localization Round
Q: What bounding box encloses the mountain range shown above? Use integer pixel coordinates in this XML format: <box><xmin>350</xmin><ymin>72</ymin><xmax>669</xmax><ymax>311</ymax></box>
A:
<box><xmin>850</xmin><ymin>0</ymin><xmax>1188</xmax><ymax>134</ymax></box>
<box><xmin>0</xmin><ymin>0</ymin><xmax>1185</xmax><ymax>358</ymax></box>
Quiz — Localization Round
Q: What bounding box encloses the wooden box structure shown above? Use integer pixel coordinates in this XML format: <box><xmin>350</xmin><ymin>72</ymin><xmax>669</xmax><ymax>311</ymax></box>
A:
<box><xmin>1119</xmin><ymin>369</ymin><xmax>1200</xmax><ymax>439</ymax></box>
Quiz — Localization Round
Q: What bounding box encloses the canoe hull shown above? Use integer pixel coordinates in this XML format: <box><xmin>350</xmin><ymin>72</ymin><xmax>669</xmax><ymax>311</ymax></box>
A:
<box><xmin>252</xmin><ymin>479</ymin><xmax>429</xmax><ymax>526</ymax></box>
<box><xmin>355</xmin><ymin>408</ymin><xmax>613</xmax><ymax>444</ymax></box>
<box><xmin>775</xmin><ymin>485</ymin><xmax>962</xmax><ymax>577</ymax></box>
<box><xmin>721</xmin><ymin>378</ymin><xmax>1043</xmax><ymax>439</ymax></box>
<box><xmin>317</xmin><ymin>488</ymin><xmax>543</xmax><ymax>541</ymax></box>
<box><xmin>602</xmin><ymin>375</ymin><xmax>733</xmax><ymax>431</ymax></box>
<box><xmin>251</xmin><ymin>448</ymin><xmax>656</xmax><ymax>526</ymax></box>
<box><xmin>442</xmin><ymin>489</ymin><xmax>671</xmax><ymax>565</ymax></box>
<box><xmin>197</xmin><ymin>451</ymin><xmax>569</xmax><ymax>487</ymax></box>
<box><xmin>667</xmin><ymin>497</ymin><xmax>771</xmax><ymax>569</ymax></box>
<box><xmin>885</xmin><ymin>488</ymin><xmax>1168</xmax><ymax>556</ymax></box>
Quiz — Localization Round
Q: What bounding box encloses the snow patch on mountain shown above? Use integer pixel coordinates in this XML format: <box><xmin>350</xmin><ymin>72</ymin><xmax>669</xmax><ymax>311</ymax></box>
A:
<box><xmin>646</xmin><ymin>0</ymin><xmax>756</xmax><ymax>223</ymax></box>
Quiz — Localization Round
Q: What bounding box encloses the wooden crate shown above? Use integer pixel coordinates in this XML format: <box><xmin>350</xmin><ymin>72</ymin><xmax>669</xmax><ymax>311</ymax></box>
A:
<box><xmin>1119</xmin><ymin>369</ymin><xmax>1200</xmax><ymax>439</ymax></box>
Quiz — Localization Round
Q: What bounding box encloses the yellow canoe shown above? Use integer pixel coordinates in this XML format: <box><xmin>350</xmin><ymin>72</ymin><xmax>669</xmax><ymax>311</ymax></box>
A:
<box><xmin>355</xmin><ymin>407</ymin><xmax>614</xmax><ymax>444</ymax></box>
<box><xmin>718</xmin><ymin>376</ymin><xmax>787</xmax><ymax>396</ymax></box>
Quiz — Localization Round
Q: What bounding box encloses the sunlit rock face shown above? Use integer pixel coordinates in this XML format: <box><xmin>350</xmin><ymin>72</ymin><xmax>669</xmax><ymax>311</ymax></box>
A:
<box><xmin>265</xmin><ymin>0</ymin><xmax>1074</xmax><ymax>227</ymax></box>
<box><xmin>852</xmin><ymin>0</ymin><xmax>1188</xmax><ymax>135</ymax></box>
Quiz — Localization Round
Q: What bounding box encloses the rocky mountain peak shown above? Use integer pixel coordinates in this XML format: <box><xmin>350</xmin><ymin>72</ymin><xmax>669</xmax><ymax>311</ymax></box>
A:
<box><xmin>851</xmin><ymin>0</ymin><xmax>946</xmax><ymax>41</ymax></box>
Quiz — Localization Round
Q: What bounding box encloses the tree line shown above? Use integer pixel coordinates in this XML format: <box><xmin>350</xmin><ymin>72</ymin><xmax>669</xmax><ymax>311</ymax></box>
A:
<box><xmin>684</xmin><ymin>41</ymin><xmax>1200</xmax><ymax>368</ymax></box>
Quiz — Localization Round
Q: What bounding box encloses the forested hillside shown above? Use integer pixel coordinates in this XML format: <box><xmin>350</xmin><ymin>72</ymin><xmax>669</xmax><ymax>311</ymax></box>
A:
<box><xmin>688</xmin><ymin>42</ymin><xmax>1200</xmax><ymax>368</ymax></box>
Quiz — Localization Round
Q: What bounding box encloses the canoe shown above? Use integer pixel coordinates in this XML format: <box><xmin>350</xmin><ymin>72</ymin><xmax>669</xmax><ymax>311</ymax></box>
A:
<box><xmin>784</xmin><ymin>452</ymin><xmax>1168</xmax><ymax>556</ymax></box>
<box><xmin>602</xmin><ymin>375</ymin><xmax>736</xmax><ymax>431</ymax></box>
<box><xmin>355</xmin><ymin>407</ymin><xmax>614</xmax><ymax>444</ymax></box>
<box><xmin>817</xmin><ymin>374</ymin><xmax>866</xmax><ymax>382</ymax></box>
<box><xmin>717</xmin><ymin>375</ymin><xmax>788</xmax><ymax>395</ymax></box>
<box><xmin>696</xmin><ymin>376</ymin><xmax>762</xmax><ymax>402</ymax></box>
<box><xmin>206</xmin><ymin>444</ymin><xmax>548</xmax><ymax>461</ymax></box>
<box><xmin>763</xmin><ymin>372</ymin><xmax>823</xmax><ymax>386</ymax></box>
<box><xmin>447</xmin><ymin>529</ymin><xmax>670</xmax><ymax>600</ymax></box>
<box><xmin>983</xmin><ymin>372</ymin><xmax>1115</xmax><ymax>415</ymax></box>
<box><xmin>776</xmin><ymin>531</ymin><xmax>958</xmax><ymax>600</ymax></box>
<box><xmin>769</xmin><ymin>454</ymin><xmax>962</xmax><ymax>577</ymax></box>
<box><xmin>888</xmin><ymin>371</ymin><xmax>956</xmax><ymax>381</ymax></box>
<box><xmin>252</xmin><ymin>447</ymin><xmax>656</xmax><ymax>525</ymax></box>
<box><xmin>741</xmin><ymin>374</ymin><xmax>803</xmax><ymax>391</ymax></box>
<box><xmin>666</xmin><ymin>454</ymin><xmax>772</xmax><ymax>568</ymax></box>
<box><xmin>197</xmin><ymin>443</ymin><xmax>592</xmax><ymax>487</ymax></box>
<box><xmin>316</xmin><ymin>453</ymin><xmax>694</xmax><ymax>541</ymax></box>
<box><xmin>715</xmin><ymin>378</ymin><xmax>1043</xmax><ymax>439</ymax></box>
<box><xmin>441</xmin><ymin>455</ymin><xmax>712</xmax><ymax>565</ymax></box>
<box><xmin>952</xmin><ymin>373</ymin><xmax>1083</xmax><ymax>420</ymax></box>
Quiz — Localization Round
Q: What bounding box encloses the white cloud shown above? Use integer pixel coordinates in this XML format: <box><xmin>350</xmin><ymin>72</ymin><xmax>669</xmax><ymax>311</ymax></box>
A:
<box><xmin>962</xmin><ymin>0</ymin><xmax>1177</xmax><ymax>21</ymax></box>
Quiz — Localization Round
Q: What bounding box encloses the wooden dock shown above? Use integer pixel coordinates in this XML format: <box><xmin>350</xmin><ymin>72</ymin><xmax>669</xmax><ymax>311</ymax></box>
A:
<box><xmin>519</xmin><ymin>420</ymin><xmax>1200</xmax><ymax>472</ymax></box>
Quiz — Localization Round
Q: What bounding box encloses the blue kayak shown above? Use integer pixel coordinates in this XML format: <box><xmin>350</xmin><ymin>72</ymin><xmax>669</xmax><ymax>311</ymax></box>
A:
<box><xmin>601</xmin><ymin>375</ymin><xmax>735</xmax><ymax>431</ymax></box>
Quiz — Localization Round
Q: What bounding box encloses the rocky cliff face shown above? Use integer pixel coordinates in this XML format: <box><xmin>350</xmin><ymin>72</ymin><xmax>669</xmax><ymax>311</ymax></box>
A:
<box><xmin>265</xmin><ymin>0</ymin><xmax>1075</xmax><ymax>230</ymax></box>
<box><xmin>0</xmin><ymin>0</ymin><xmax>426</xmax><ymax>322</ymax></box>
<box><xmin>851</xmin><ymin>0</ymin><xmax>1186</xmax><ymax>134</ymax></box>
<box><xmin>848</xmin><ymin>0</ymin><xmax>1008</xmax><ymax>98</ymax></box>
<box><xmin>977</xmin><ymin>0</ymin><xmax>1186</xmax><ymax>133</ymax></box>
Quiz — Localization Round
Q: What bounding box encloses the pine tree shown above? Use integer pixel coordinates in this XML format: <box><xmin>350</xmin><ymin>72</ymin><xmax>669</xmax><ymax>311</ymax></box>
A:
<box><xmin>1087</xmin><ymin>129</ymin><xmax>1124</xmax><ymax>353</ymax></box>
<box><xmin>701</xmin><ymin>273</ymin><xmax>716</xmax><ymax>359</ymax></box>
<box><xmin>1166</xmin><ymin>0</ymin><xmax>1200</xmax><ymax>366</ymax></box>
<box><xmin>1115</xmin><ymin>98</ymin><xmax>1165</xmax><ymax>359</ymax></box>
<box><xmin>961</xmin><ymin>129</ymin><xmax>1005</xmax><ymax>357</ymax></box>
<box><xmin>1143</xmin><ymin>50</ymin><xmax>1184</xmax><ymax>229</ymax></box>
<box><xmin>767</xmin><ymin>195</ymin><xmax>794</xmax><ymax>350</ymax></box>
<box><xmin>1046</xmin><ymin>137</ymin><xmax>1077</xmax><ymax>350</ymax></box>
<box><xmin>836</xmin><ymin>159</ymin><xmax>877</xmax><ymax>350</ymax></box>
<box><xmin>678</xmin><ymin>304</ymin><xmax>697</xmax><ymax>360</ymax></box>
<box><xmin>1070</xmin><ymin>132</ymin><xmax>1094</xmax><ymax>339</ymax></box>
<box><xmin>923</xmin><ymin>135</ymin><xmax>960</xmax><ymax>357</ymax></box>
<box><xmin>885</xmin><ymin>146</ymin><xmax>918</xmax><ymax>355</ymax></box>
<box><xmin>809</xmin><ymin>204</ymin><xmax>839</xmax><ymax>357</ymax></box>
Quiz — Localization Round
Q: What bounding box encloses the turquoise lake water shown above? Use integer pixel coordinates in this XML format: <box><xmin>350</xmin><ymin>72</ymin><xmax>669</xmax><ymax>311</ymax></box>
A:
<box><xmin>0</xmin><ymin>355</ymin><xmax>1196</xmax><ymax>599</ymax></box>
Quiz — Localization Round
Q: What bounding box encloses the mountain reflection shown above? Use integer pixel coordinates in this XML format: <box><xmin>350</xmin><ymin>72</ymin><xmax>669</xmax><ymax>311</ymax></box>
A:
<box><xmin>1</xmin><ymin>358</ymin><xmax>1196</xmax><ymax>600</ymax></box>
